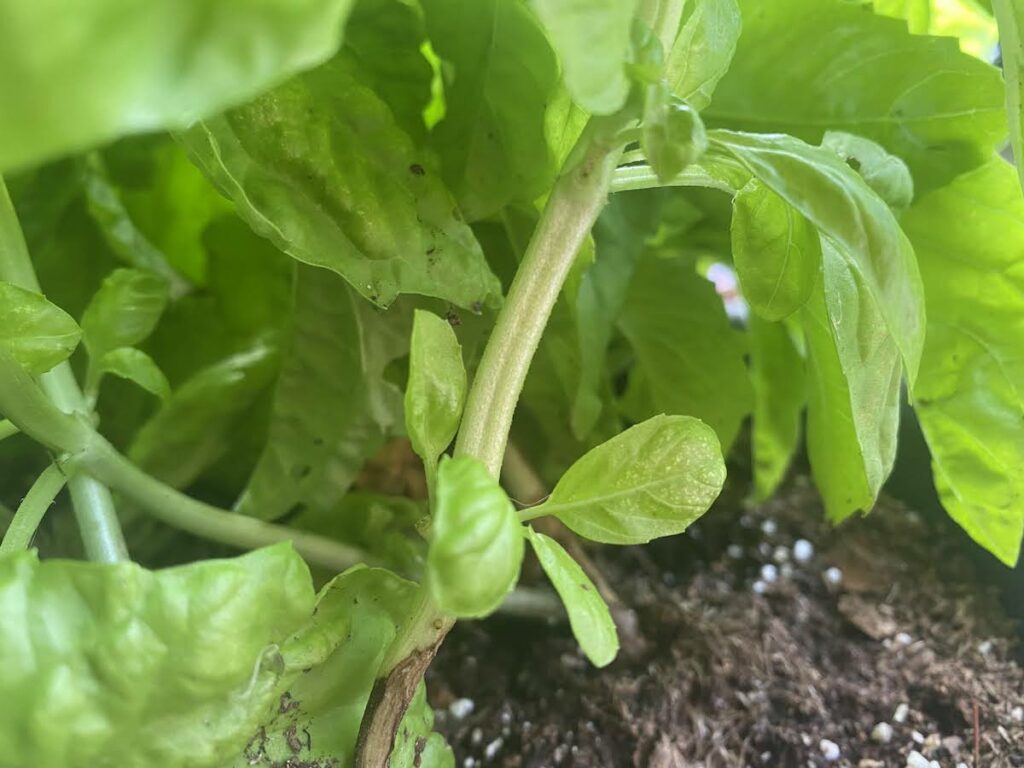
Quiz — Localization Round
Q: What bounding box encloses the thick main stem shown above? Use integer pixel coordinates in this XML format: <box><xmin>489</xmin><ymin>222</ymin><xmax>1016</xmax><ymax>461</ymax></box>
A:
<box><xmin>0</xmin><ymin>179</ymin><xmax>128</xmax><ymax>562</ymax></box>
<box><xmin>455</xmin><ymin>137</ymin><xmax>624</xmax><ymax>476</ymax></box>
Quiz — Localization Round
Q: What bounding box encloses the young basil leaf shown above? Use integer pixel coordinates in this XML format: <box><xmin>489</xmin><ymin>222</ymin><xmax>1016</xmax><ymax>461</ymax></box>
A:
<box><xmin>405</xmin><ymin>310</ymin><xmax>467</xmax><ymax>468</ymax></box>
<box><xmin>529</xmin><ymin>414</ymin><xmax>725</xmax><ymax>544</ymax></box>
<box><xmin>901</xmin><ymin>160</ymin><xmax>1024</xmax><ymax>567</ymax></box>
<box><xmin>731</xmin><ymin>179</ymin><xmax>821</xmax><ymax>321</ymax></box>
<box><xmin>993</xmin><ymin>0</ymin><xmax>1024</xmax><ymax>194</ymax></box>
<box><xmin>802</xmin><ymin>243</ymin><xmax>902</xmax><ymax>522</ymax></box>
<box><xmin>664</xmin><ymin>0</ymin><xmax>742</xmax><ymax>110</ymax></box>
<box><xmin>96</xmin><ymin>347</ymin><xmax>171</xmax><ymax>402</ymax></box>
<box><xmin>129</xmin><ymin>341</ymin><xmax>280</xmax><ymax>490</ymax></box>
<box><xmin>749</xmin><ymin>316</ymin><xmax>806</xmax><ymax>501</ymax></box>
<box><xmin>820</xmin><ymin>131</ymin><xmax>914</xmax><ymax>210</ymax></box>
<box><xmin>706</xmin><ymin>0</ymin><xmax>1005</xmax><ymax>194</ymax></box>
<box><xmin>0</xmin><ymin>282</ymin><xmax>82</xmax><ymax>374</ymax></box>
<box><xmin>619</xmin><ymin>255</ymin><xmax>753</xmax><ymax>450</ymax></box>
<box><xmin>524</xmin><ymin>527</ymin><xmax>619</xmax><ymax>667</ymax></box>
<box><xmin>712</xmin><ymin>130</ymin><xmax>925</xmax><ymax>383</ymax></box>
<box><xmin>422</xmin><ymin>0</ymin><xmax>560</xmax><ymax>221</ymax></box>
<box><xmin>81</xmin><ymin>268</ymin><xmax>169</xmax><ymax>362</ymax></box>
<box><xmin>641</xmin><ymin>86</ymin><xmax>709</xmax><ymax>183</ymax></box>
<box><xmin>427</xmin><ymin>456</ymin><xmax>524</xmax><ymax>617</ymax></box>
<box><xmin>236</xmin><ymin>267</ymin><xmax>404</xmax><ymax>521</ymax></box>
<box><xmin>228</xmin><ymin>566</ymin><xmax>436</xmax><ymax>767</ymax></box>
<box><xmin>0</xmin><ymin>0</ymin><xmax>356</xmax><ymax>173</ymax></box>
<box><xmin>0</xmin><ymin>544</ymin><xmax>314</xmax><ymax>768</ymax></box>
<box><xmin>179</xmin><ymin>55</ymin><xmax>501</xmax><ymax>311</ymax></box>
<box><xmin>530</xmin><ymin>0</ymin><xmax>640</xmax><ymax>115</ymax></box>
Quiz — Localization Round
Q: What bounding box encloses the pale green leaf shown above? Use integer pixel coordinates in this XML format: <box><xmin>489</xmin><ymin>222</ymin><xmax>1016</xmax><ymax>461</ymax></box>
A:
<box><xmin>0</xmin><ymin>545</ymin><xmax>314</xmax><ymax>768</ymax></box>
<box><xmin>619</xmin><ymin>255</ymin><xmax>753</xmax><ymax>449</ymax></box>
<box><xmin>81</xmin><ymin>268</ymin><xmax>169</xmax><ymax>361</ymax></box>
<box><xmin>749</xmin><ymin>317</ymin><xmax>806</xmax><ymax>500</ymax></box>
<box><xmin>530</xmin><ymin>414</ymin><xmax>725</xmax><ymax>544</ymax></box>
<box><xmin>706</xmin><ymin>0</ymin><xmax>1006</xmax><ymax>194</ymax></box>
<box><xmin>821</xmin><ymin>131</ymin><xmax>914</xmax><ymax>210</ymax></box>
<box><xmin>641</xmin><ymin>88</ymin><xmax>709</xmax><ymax>183</ymax></box>
<box><xmin>405</xmin><ymin>310</ymin><xmax>467</xmax><ymax>467</ymax></box>
<box><xmin>530</xmin><ymin>0</ymin><xmax>640</xmax><ymax>115</ymax></box>
<box><xmin>0</xmin><ymin>282</ymin><xmax>81</xmax><ymax>374</ymax></box>
<box><xmin>97</xmin><ymin>347</ymin><xmax>171</xmax><ymax>402</ymax></box>
<box><xmin>179</xmin><ymin>55</ymin><xmax>501</xmax><ymax>310</ymax></box>
<box><xmin>0</xmin><ymin>0</ymin><xmax>356</xmax><ymax>172</ymax></box>
<box><xmin>802</xmin><ymin>243</ymin><xmax>902</xmax><ymax>521</ymax></box>
<box><xmin>731</xmin><ymin>178</ymin><xmax>821</xmax><ymax>320</ymax></box>
<box><xmin>525</xmin><ymin>527</ymin><xmax>619</xmax><ymax>667</ymax></box>
<box><xmin>900</xmin><ymin>159</ymin><xmax>1024</xmax><ymax>567</ymax></box>
<box><xmin>665</xmin><ymin>0</ymin><xmax>742</xmax><ymax>110</ymax></box>
<box><xmin>712</xmin><ymin>130</ymin><xmax>925</xmax><ymax>383</ymax></box>
<box><xmin>427</xmin><ymin>456</ymin><xmax>524</xmax><ymax>617</ymax></box>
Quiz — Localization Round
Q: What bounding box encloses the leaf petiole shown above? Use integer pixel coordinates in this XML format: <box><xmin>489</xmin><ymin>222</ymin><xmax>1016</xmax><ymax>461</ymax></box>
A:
<box><xmin>0</xmin><ymin>463</ymin><xmax>66</xmax><ymax>554</ymax></box>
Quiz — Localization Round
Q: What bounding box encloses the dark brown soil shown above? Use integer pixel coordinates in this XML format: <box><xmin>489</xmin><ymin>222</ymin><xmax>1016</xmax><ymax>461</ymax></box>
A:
<box><xmin>428</xmin><ymin>478</ymin><xmax>1024</xmax><ymax>768</ymax></box>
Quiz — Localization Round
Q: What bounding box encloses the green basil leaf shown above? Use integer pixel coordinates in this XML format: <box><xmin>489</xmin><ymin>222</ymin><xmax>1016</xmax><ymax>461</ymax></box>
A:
<box><xmin>641</xmin><ymin>88</ymin><xmax>709</xmax><ymax>183</ymax></box>
<box><xmin>427</xmin><ymin>456</ymin><xmax>524</xmax><ymax>617</ymax></box>
<box><xmin>994</xmin><ymin>0</ymin><xmax>1024</xmax><ymax>194</ymax></box>
<box><xmin>665</xmin><ymin>0</ymin><xmax>742</xmax><ymax>110</ymax></box>
<box><xmin>97</xmin><ymin>347</ymin><xmax>171</xmax><ymax>402</ymax></box>
<box><xmin>820</xmin><ymin>131</ymin><xmax>914</xmax><ymax>210</ymax></box>
<box><xmin>802</xmin><ymin>242</ymin><xmax>902</xmax><ymax>521</ymax></box>
<box><xmin>524</xmin><ymin>527</ymin><xmax>619</xmax><ymax>667</ymax></box>
<box><xmin>530</xmin><ymin>0</ymin><xmax>640</xmax><ymax>115</ymax></box>
<box><xmin>230</xmin><ymin>566</ymin><xmax>435</xmax><ymax>767</ymax></box>
<box><xmin>706</xmin><ymin>0</ymin><xmax>1006</xmax><ymax>195</ymax></box>
<box><xmin>900</xmin><ymin>159</ymin><xmax>1024</xmax><ymax>567</ymax></box>
<box><xmin>712</xmin><ymin>130</ymin><xmax>925</xmax><ymax>383</ymax></box>
<box><xmin>749</xmin><ymin>316</ymin><xmax>806</xmax><ymax>500</ymax></box>
<box><xmin>390</xmin><ymin>684</ymin><xmax>456</xmax><ymax>768</ymax></box>
<box><xmin>872</xmin><ymin>0</ymin><xmax>931</xmax><ymax>33</ymax></box>
<box><xmin>405</xmin><ymin>310</ymin><xmax>467</xmax><ymax>467</ymax></box>
<box><xmin>731</xmin><ymin>178</ymin><xmax>821</xmax><ymax>320</ymax></box>
<box><xmin>0</xmin><ymin>544</ymin><xmax>314</xmax><ymax>768</ymax></box>
<box><xmin>236</xmin><ymin>267</ymin><xmax>403</xmax><ymax>521</ymax></box>
<box><xmin>0</xmin><ymin>0</ymin><xmax>356</xmax><ymax>173</ymax></box>
<box><xmin>129</xmin><ymin>341</ymin><xmax>280</xmax><ymax>490</ymax></box>
<box><xmin>619</xmin><ymin>255</ymin><xmax>753</xmax><ymax>449</ymax></box>
<box><xmin>531</xmin><ymin>414</ymin><xmax>725</xmax><ymax>544</ymax></box>
<box><xmin>179</xmin><ymin>56</ymin><xmax>501</xmax><ymax>311</ymax></box>
<box><xmin>0</xmin><ymin>281</ymin><xmax>81</xmax><ymax>374</ymax></box>
<box><xmin>423</xmin><ymin>0</ymin><xmax>560</xmax><ymax>221</ymax></box>
<box><xmin>81</xmin><ymin>268</ymin><xmax>169</xmax><ymax>361</ymax></box>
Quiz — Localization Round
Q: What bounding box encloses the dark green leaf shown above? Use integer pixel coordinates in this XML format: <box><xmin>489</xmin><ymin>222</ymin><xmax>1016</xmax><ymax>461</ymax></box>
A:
<box><xmin>749</xmin><ymin>317</ymin><xmax>805</xmax><ymax>500</ymax></box>
<box><xmin>525</xmin><ymin>527</ymin><xmax>619</xmax><ymax>667</ymax></box>
<box><xmin>530</xmin><ymin>414</ymin><xmax>725</xmax><ymax>544</ymax></box>
<box><xmin>0</xmin><ymin>0</ymin><xmax>357</xmax><ymax>172</ymax></box>
<box><xmin>0</xmin><ymin>282</ymin><xmax>81</xmax><ymax>374</ymax></box>
<box><xmin>802</xmin><ymin>243</ymin><xmax>902</xmax><ymax>521</ymax></box>
<box><xmin>180</xmin><ymin>55</ymin><xmax>501</xmax><ymax>311</ymax></box>
<box><xmin>0</xmin><ymin>544</ymin><xmax>314</xmax><ymax>768</ymax></box>
<box><xmin>405</xmin><ymin>310</ymin><xmax>467</xmax><ymax>467</ymax></box>
<box><xmin>665</xmin><ymin>0</ymin><xmax>742</xmax><ymax>110</ymax></box>
<box><xmin>96</xmin><ymin>347</ymin><xmax>171</xmax><ymax>402</ymax></box>
<box><xmin>619</xmin><ymin>255</ymin><xmax>753</xmax><ymax>449</ymax></box>
<box><xmin>731</xmin><ymin>178</ymin><xmax>821</xmax><ymax>320</ymax></box>
<box><xmin>427</xmin><ymin>456</ymin><xmax>524</xmax><ymax>617</ymax></box>
<box><xmin>530</xmin><ymin>0</ymin><xmax>640</xmax><ymax>115</ymax></box>
<box><xmin>706</xmin><ymin>0</ymin><xmax>1006</xmax><ymax>194</ymax></box>
<box><xmin>423</xmin><ymin>0</ymin><xmax>560</xmax><ymax>220</ymax></box>
<box><xmin>900</xmin><ymin>159</ymin><xmax>1024</xmax><ymax>566</ymax></box>
<box><xmin>236</xmin><ymin>267</ymin><xmax>401</xmax><ymax>521</ymax></box>
<box><xmin>712</xmin><ymin>130</ymin><xmax>925</xmax><ymax>382</ymax></box>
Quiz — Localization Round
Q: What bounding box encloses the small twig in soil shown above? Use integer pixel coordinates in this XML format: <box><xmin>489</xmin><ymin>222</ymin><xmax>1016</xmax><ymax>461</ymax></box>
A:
<box><xmin>973</xmin><ymin>699</ymin><xmax>980</xmax><ymax>766</ymax></box>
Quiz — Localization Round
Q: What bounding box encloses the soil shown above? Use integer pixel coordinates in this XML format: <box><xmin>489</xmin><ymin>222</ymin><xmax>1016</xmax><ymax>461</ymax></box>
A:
<box><xmin>428</xmin><ymin>477</ymin><xmax>1024</xmax><ymax>768</ymax></box>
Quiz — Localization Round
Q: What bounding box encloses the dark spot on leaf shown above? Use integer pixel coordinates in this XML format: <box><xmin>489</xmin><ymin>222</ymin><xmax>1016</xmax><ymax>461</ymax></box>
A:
<box><xmin>291</xmin><ymin>464</ymin><xmax>312</xmax><ymax>481</ymax></box>
<box><xmin>471</xmin><ymin>301</ymin><xmax>483</xmax><ymax>314</ymax></box>
<box><xmin>409</xmin><ymin>163</ymin><xmax>426</xmax><ymax>176</ymax></box>
<box><xmin>280</xmin><ymin>692</ymin><xmax>301</xmax><ymax>714</ymax></box>
<box><xmin>285</xmin><ymin>724</ymin><xmax>303</xmax><ymax>754</ymax></box>
<box><xmin>414</xmin><ymin>737</ymin><xmax>427</xmax><ymax>766</ymax></box>
<box><xmin>446</xmin><ymin>309</ymin><xmax>462</xmax><ymax>327</ymax></box>
<box><xmin>426</xmin><ymin>246</ymin><xmax>436</xmax><ymax>255</ymax></box>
